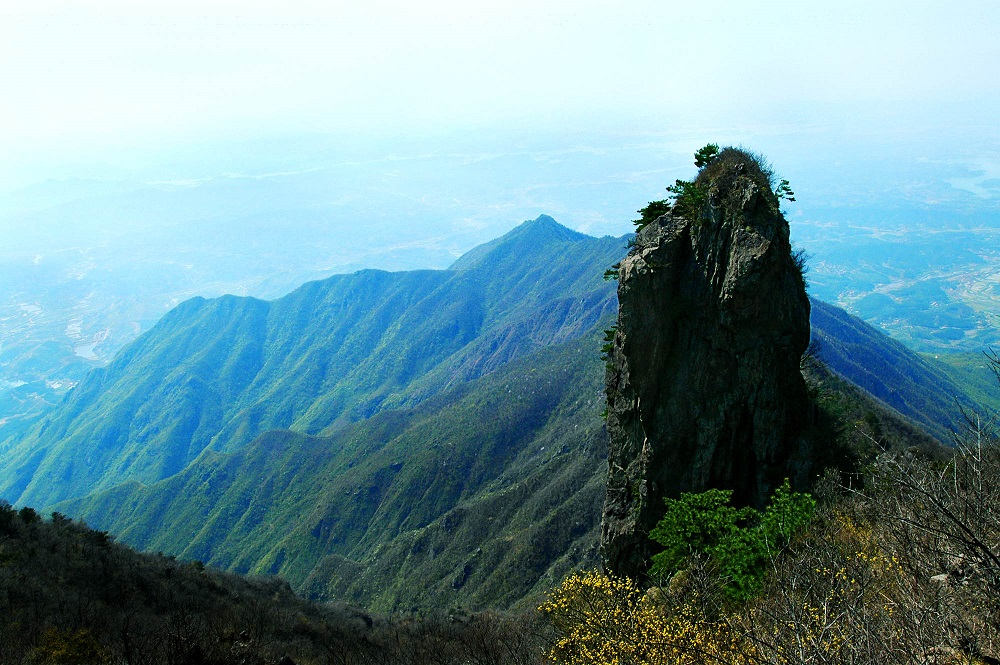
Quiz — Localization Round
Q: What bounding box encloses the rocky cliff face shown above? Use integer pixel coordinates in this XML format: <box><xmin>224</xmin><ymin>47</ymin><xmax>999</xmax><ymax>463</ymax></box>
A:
<box><xmin>601</xmin><ymin>150</ymin><xmax>812</xmax><ymax>578</ymax></box>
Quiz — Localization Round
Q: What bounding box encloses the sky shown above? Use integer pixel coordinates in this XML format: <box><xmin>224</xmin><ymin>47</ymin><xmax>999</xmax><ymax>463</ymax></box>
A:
<box><xmin>3</xmin><ymin>0</ymin><xmax>999</xmax><ymax>190</ymax></box>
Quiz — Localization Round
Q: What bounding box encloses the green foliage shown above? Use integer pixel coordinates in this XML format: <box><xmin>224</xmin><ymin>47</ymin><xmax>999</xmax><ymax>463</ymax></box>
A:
<box><xmin>649</xmin><ymin>489</ymin><xmax>753</xmax><ymax>575</ymax></box>
<box><xmin>759</xmin><ymin>481</ymin><xmax>817</xmax><ymax>545</ymax></box>
<box><xmin>775</xmin><ymin>178</ymin><xmax>796</xmax><ymax>202</ymax></box>
<box><xmin>631</xmin><ymin>199</ymin><xmax>671</xmax><ymax>233</ymax></box>
<box><xmin>649</xmin><ymin>480</ymin><xmax>815</xmax><ymax>600</ymax></box>
<box><xmin>665</xmin><ymin>179</ymin><xmax>707</xmax><ymax>223</ymax></box>
<box><xmin>694</xmin><ymin>143</ymin><xmax>720</xmax><ymax>168</ymax></box>
<box><xmin>600</xmin><ymin>325</ymin><xmax>617</xmax><ymax>366</ymax></box>
<box><xmin>603</xmin><ymin>262</ymin><xmax>621</xmax><ymax>281</ymax></box>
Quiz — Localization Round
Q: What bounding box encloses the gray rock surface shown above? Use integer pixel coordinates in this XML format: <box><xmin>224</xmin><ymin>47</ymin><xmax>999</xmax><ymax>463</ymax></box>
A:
<box><xmin>601</xmin><ymin>152</ymin><xmax>812</xmax><ymax>578</ymax></box>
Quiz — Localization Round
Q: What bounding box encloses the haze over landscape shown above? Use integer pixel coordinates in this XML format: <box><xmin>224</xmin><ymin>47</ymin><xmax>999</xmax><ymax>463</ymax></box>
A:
<box><xmin>3</xmin><ymin>1</ymin><xmax>999</xmax><ymax>429</ymax></box>
<box><xmin>2</xmin><ymin>2</ymin><xmax>1000</xmax><ymax>663</ymax></box>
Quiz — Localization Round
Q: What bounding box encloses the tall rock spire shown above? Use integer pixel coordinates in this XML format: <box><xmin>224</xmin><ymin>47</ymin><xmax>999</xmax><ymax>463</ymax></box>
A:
<box><xmin>601</xmin><ymin>148</ymin><xmax>812</xmax><ymax>578</ymax></box>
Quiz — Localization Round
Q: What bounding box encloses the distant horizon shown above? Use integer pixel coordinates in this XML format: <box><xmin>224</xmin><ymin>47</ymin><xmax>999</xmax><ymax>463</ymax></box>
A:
<box><xmin>4</xmin><ymin>1</ymin><xmax>999</xmax><ymax>204</ymax></box>
<box><xmin>4</xmin><ymin>108</ymin><xmax>997</xmax><ymax>243</ymax></box>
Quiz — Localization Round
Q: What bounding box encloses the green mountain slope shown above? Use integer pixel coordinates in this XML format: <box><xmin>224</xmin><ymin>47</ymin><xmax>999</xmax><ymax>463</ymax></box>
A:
<box><xmin>0</xmin><ymin>216</ymin><xmax>624</xmax><ymax>508</ymax></box>
<box><xmin>931</xmin><ymin>351</ymin><xmax>1000</xmax><ymax>418</ymax></box>
<box><xmin>810</xmin><ymin>299</ymin><xmax>979</xmax><ymax>442</ymax></box>
<box><xmin>56</xmin><ymin>328</ymin><xmax>609</xmax><ymax>613</ymax></box>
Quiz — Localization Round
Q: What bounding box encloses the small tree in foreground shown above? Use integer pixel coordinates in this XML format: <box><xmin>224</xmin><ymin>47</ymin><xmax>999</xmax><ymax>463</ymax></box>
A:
<box><xmin>649</xmin><ymin>480</ymin><xmax>815</xmax><ymax>601</ymax></box>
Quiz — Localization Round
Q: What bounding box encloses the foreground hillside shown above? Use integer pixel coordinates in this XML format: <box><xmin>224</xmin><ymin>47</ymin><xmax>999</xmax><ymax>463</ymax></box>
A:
<box><xmin>0</xmin><ymin>504</ymin><xmax>550</xmax><ymax>665</ymax></box>
<box><xmin>540</xmin><ymin>432</ymin><xmax>1000</xmax><ymax>665</ymax></box>
<box><xmin>0</xmin><ymin>216</ymin><xmax>991</xmax><ymax>612</ymax></box>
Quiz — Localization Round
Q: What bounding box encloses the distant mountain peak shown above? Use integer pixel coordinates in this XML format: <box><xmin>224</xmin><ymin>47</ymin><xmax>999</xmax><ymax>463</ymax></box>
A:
<box><xmin>450</xmin><ymin>215</ymin><xmax>589</xmax><ymax>270</ymax></box>
<box><xmin>526</xmin><ymin>213</ymin><xmax>558</xmax><ymax>227</ymax></box>
<box><xmin>519</xmin><ymin>214</ymin><xmax>587</xmax><ymax>240</ymax></box>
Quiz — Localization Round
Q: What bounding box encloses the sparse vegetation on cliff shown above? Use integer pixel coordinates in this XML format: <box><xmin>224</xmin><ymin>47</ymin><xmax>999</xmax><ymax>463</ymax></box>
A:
<box><xmin>620</xmin><ymin>144</ymin><xmax>798</xmax><ymax>274</ymax></box>
<box><xmin>664</xmin><ymin>179</ymin><xmax>708</xmax><ymax>224</ymax></box>
<box><xmin>631</xmin><ymin>199</ymin><xmax>671</xmax><ymax>233</ymax></box>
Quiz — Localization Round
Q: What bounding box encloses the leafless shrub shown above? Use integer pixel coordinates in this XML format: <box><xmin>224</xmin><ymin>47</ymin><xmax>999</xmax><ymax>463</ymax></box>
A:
<box><xmin>695</xmin><ymin>147</ymin><xmax>777</xmax><ymax>192</ymax></box>
<box><xmin>732</xmin><ymin>351</ymin><xmax>1000</xmax><ymax>665</ymax></box>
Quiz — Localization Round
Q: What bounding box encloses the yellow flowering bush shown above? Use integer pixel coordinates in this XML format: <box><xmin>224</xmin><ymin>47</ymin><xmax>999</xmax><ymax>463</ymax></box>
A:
<box><xmin>538</xmin><ymin>570</ymin><xmax>752</xmax><ymax>665</ymax></box>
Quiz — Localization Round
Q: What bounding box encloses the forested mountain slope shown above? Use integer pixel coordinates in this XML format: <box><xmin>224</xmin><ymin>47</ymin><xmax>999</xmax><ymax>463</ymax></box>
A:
<box><xmin>810</xmin><ymin>299</ymin><xmax>978</xmax><ymax>442</ymax></box>
<box><xmin>57</xmin><ymin>328</ymin><xmax>609</xmax><ymax>612</ymax></box>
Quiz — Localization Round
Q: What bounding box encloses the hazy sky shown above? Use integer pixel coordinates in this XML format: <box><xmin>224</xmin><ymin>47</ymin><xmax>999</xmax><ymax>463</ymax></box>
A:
<box><xmin>3</xmin><ymin>0</ymin><xmax>999</xmax><ymax>187</ymax></box>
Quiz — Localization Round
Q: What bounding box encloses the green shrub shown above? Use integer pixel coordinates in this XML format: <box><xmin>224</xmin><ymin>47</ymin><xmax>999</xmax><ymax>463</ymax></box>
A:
<box><xmin>649</xmin><ymin>480</ymin><xmax>815</xmax><ymax>601</ymax></box>
<box><xmin>632</xmin><ymin>199</ymin><xmax>672</xmax><ymax>232</ymax></box>
<box><xmin>665</xmin><ymin>179</ymin><xmax>707</xmax><ymax>223</ymax></box>
<box><xmin>694</xmin><ymin>143</ymin><xmax>720</xmax><ymax>168</ymax></box>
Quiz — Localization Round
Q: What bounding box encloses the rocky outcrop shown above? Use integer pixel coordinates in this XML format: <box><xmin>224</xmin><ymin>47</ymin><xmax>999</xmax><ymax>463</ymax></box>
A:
<box><xmin>601</xmin><ymin>150</ymin><xmax>812</xmax><ymax>578</ymax></box>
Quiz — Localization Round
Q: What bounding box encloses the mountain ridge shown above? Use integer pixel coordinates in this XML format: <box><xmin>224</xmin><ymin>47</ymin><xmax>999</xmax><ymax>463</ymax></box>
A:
<box><xmin>0</xmin><ymin>217</ymin><xmax>625</xmax><ymax>508</ymax></box>
<box><xmin>449</xmin><ymin>214</ymin><xmax>591</xmax><ymax>271</ymax></box>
